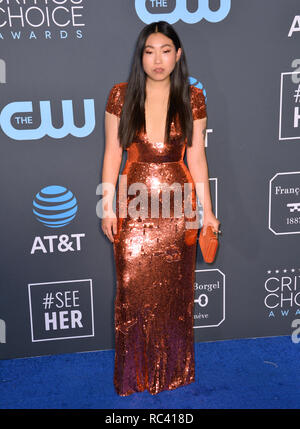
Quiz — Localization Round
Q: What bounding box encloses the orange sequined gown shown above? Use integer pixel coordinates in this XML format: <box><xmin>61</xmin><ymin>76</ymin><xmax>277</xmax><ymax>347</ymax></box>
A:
<box><xmin>105</xmin><ymin>82</ymin><xmax>207</xmax><ymax>396</ymax></box>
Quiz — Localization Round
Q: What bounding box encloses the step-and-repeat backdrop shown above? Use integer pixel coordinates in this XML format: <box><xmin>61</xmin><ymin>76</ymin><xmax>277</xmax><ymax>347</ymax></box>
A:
<box><xmin>1</xmin><ymin>0</ymin><xmax>300</xmax><ymax>359</ymax></box>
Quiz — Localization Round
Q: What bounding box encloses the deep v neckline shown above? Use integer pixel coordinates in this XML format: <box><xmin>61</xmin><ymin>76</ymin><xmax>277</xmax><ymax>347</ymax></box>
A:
<box><xmin>144</xmin><ymin>109</ymin><xmax>167</xmax><ymax>145</ymax></box>
<box><xmin>144</xmin><ymin>131</ymin><xmax>166</xmax><ymax>146</ymax></box>
<box><xmin>144</xmin><ymin>93</ymin><xmax>169</xmax><ymax>146</ymax></box>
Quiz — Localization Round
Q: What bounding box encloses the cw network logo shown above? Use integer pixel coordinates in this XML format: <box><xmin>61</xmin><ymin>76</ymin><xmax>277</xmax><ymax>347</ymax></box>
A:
<box><xmin>135</xmin><ymin>0</ymin><xmax>231</xmax><ymax>24</ymax></box>
<box><xmin>0</xmin><ymin>99</ymin><xmax>95</xmax><ymax>140</ymax></box>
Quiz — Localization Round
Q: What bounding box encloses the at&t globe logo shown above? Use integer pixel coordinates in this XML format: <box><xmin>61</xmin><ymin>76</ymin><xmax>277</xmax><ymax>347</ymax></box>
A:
<box><xmin>33</xmin><ymin>185</ymin><xmax>78</xmax><ymax>228</ymax></box>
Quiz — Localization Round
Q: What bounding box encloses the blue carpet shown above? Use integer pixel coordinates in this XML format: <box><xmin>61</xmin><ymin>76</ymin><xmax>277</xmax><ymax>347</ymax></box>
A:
<box><xmin>0</xmin><ymin>336</ymin><xmax>299</xmax><ymax>409</ymax></box>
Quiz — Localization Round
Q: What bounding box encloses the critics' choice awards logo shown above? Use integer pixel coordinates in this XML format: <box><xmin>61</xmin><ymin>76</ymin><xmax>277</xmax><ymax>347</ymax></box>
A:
<box><xmin>0</xmin><ymin>0</ymin><xmax>85</xmax><ymax>40</ymax></box>
<box><xmin>193</xmin><ymin>269</ymin><xmax>225</xmax><ymax>328</ymax></box>
<box><xmin>0</xmin><ymin>99</ymin><xmax>95</xmax><ymax>140</ymax></box>
<box><xmin>135</xmin><ymin>0</ymin><xmax>231</xmax><ymax>24</ymax></box>
<box><xmin>264</xmin><ymin>268</ymin><xmax>300</xmax><ymax>319</ymax></box>
<box><xmin>31</xmin><ymin>185</ymin><xmax>85</xmax><ymax>254</ymax></box>
<box><xmin>279</xmin><ymin>72</ymin><xmax>300</xmax><ymax>141</ymax></box>
<box><xmin>28</xmin><ymin>279</ymin><xmax>94</xmax><ymax>342</ymax></box>
<box><xmin>268</xmin><ymin>172</ymin><xmax>300</xmax><ymax>235</ymax></box>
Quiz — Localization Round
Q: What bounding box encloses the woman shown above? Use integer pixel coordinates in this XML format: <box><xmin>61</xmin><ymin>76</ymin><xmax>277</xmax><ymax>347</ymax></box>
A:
<box><xmin>101</xmin><ymin>21</ymin><xmax>220</xmax><ymax>396</ymax></box>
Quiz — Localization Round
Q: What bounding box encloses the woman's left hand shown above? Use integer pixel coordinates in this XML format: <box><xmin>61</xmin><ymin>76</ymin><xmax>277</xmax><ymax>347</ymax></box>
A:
<box><xmin>202</xmin><ymin>210</ymin><xmax>221</xmax><ymax>236</ymax></box>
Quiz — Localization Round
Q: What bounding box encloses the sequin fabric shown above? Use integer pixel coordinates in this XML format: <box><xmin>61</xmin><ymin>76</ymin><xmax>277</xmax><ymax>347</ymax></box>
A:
<box><xmin>105</xmin><ymin>82</ymin><xmax>207</xmax><ymax>396</ymax></box>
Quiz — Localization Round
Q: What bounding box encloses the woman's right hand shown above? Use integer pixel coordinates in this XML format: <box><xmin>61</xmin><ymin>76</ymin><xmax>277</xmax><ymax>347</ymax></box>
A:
<box><xmin>101</xmin><ymin>211</ymin><xmax>117</xmax><ymax>243</ymax></box>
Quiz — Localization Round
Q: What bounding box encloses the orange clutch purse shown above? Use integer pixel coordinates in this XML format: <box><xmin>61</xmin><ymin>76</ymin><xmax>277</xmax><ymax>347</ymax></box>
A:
<box><xmin>199</xmin><ymin>225</ymin><xmax>219</xmax><ymax>263</ymax></box>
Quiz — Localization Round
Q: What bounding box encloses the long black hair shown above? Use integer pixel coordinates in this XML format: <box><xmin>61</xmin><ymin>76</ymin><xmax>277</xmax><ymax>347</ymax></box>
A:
<box><xmin>118</xmin><ymin>20</ymin><xmax>194</xmax><ymax>149</ymax></box>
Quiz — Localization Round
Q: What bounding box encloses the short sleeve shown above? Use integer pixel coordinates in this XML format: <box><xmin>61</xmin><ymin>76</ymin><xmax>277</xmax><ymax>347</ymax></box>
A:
<box><xmin>190</xmin><ymin>86</ymin><xmax>207</xmax><ymax>120</ymax></box>
<box><xmin>105</xmin><ymin>84</ymin><xmax>122</xmax><ymax>117</ymax></box>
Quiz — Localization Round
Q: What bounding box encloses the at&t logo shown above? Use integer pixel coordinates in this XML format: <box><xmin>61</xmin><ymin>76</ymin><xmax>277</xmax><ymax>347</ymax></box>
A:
<box><xmin>33</xmin><ymin>185</ymin><xmax>78</xmax><ymax>228</ymax></box>
<box><xmin>135</xmin><ymin>0</ymin><xmax>231</xmax><ymax>24</ymax></box>
<box><xmin>31</xmin><ymin>185</ymin><xmax>85</xmax><ymax>254</ymax></box>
